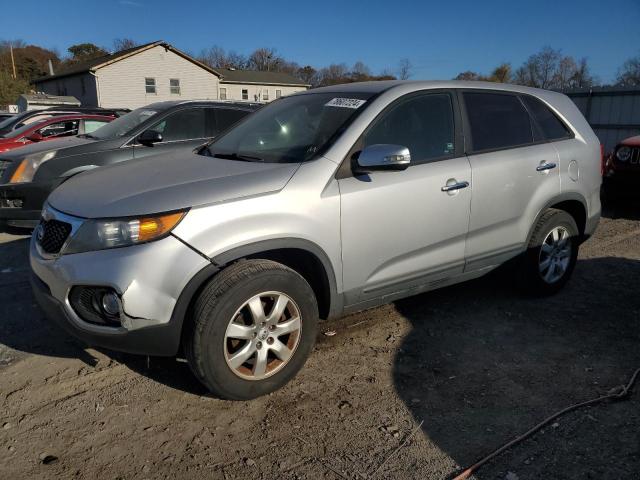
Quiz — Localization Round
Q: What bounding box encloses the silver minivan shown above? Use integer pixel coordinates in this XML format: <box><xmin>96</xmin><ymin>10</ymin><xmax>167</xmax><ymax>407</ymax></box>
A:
<box><xmin>30</xmin><ymin>81</ymin><xmax>601</xmax><ymax>399</ymax></box>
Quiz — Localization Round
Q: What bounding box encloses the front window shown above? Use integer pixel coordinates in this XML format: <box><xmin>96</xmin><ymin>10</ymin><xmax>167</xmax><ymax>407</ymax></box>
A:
<box><xmin>204</xmin><ymin>92</ymin><xmax>373</xmax><ymax>163</ymax></box>
<box><xmin>39</xmin><ymin>120</ymin><xmax>79</xmax><ymax>138</ymax></box>
<box><xmin>276</xmin><ymin>89</ymin><xmax>282</xmax><ymax>98</ymax></box>
<box><xmin>170</xmin><ymin>79</ymin><xmax>180</xmax><ymax>95</ymax></box>
<box><xmin>145</xmin><ymin>108</ymin><xmax>206</xmax><ymax>142</ymax></box>
<box><xmin>145</xmin><ymin>77</ymin><xmax>156</xmax><ymax>94</ymax></box>
<box><xmin>87</xmin><ymin>107</ymin><xmax>159</xmax><ymax>140</ymax></box>
<box><xmin>263</xmin><ymin>89</ymin><xmax>269</xmax><ymax>101</ymax></box>
<box><xmin>242</xmin><ymin>89</ymin><xmax>248</xmax><ymax>100</ymax></box>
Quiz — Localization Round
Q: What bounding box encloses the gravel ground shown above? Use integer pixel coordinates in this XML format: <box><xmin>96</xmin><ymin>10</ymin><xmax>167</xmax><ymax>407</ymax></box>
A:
<box><xmin>0</xmin><ymin>204</ymin><xmax>639</xmax><ymax>480</ymax></box>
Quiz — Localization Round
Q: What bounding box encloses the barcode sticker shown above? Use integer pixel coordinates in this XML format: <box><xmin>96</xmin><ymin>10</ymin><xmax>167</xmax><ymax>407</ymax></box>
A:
<box><xmin>325</xmin><ymin>98</ymin><xmax>367</xmax><ymax>109</ymax></box>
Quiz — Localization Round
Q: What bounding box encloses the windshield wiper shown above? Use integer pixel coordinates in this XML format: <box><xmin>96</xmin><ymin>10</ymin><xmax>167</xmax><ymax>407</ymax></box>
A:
<box><xmin>212</xmin><ymin>152</ymin><xmax>264</xmax><ymax>162</ymax></box>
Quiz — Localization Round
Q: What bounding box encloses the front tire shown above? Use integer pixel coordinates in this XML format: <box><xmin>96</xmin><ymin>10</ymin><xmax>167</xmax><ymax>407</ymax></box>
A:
<box><xmin>520</xmin><ymin>208</ymin><xmax>579</xmax><ymax>296</ymax></box>
<box><xmin>184</xmin><ymin>259</ymin><xmax>318</xmax><ymax>400</ymax></box>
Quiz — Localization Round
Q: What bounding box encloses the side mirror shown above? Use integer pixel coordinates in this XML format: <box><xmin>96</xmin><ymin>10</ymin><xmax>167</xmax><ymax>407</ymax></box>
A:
<box><xmin>26</xmin><ymin>132</ymin><xmax>44</xmax><ymax>142</ymax></box>
<box><xmin>354</xmin><ymin>144</ymin><xmax>411</xmax><ymax>173</ymax></box>
<box><xmin>138</xmin><ymin>130</ymin><xmax>163</xmax><ymax>147</ymax></box>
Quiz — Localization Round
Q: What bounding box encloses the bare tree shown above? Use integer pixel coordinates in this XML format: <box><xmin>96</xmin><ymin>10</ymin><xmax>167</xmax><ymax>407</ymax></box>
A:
<box><xmin>397</xmin><ymin>58</ymin><xmax>412</xmax><ymax>80</ymax></box>
<box><xmin>454</xmin><ymin>71</ymin><xmax>482</xmax><ymax>81</ymax></box>
<box><xmin>617</xmin><ymin>54</ymin><xmax>640</xmax><ymax>87</ymax></box>
<box><xmin>198</xmin><ymin>46</ymin><xmax>228</xmax><ymax>68</ymax></box>
<box><xmin>352</xmin><ymin>61</ymin><xmax>371</xmax><ymax>77</ymax></box>
<box><xmin>296</xmin><ymin>65</ymin><xmax>317</xmax><ymax>85</ymax></box>
<box><xmin>113</xmin><ymin>38</ymin><xmax>137</xmax><ymax>52</ymax></box>
<box><xmin>555</xmin><ymin>56</ymin><xmax>578</xmax><ymax>90</ymax></box>
<box><xmin>570</xmin><ymin>57</ymin><xmax>594</xmax><ymax>89</ymax></box>
<box><xmin>248</xmin><ymin>47</ymin><xmax>283</xmax><ymax>71</ymax></box>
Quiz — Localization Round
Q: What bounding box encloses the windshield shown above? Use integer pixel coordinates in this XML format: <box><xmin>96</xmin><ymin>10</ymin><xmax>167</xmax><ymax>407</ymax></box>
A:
<box><xmin>88</xmin><ymin>107</ymin><xmax>159</xmax><ymax>140</ymax></box>
<box><xmin>2</xmin><ymin>121</ymin><xmax>37</xmax><ymax>139</ymax></box>
<box><xmin>0</xmin><ymin>111</ymin><xmax>30</xmax><ymax>131</ymax></box>
<box><xmin>205</xmin><ymin>92</ymin><xmax>373</xmax><ymax>163</ymax></box>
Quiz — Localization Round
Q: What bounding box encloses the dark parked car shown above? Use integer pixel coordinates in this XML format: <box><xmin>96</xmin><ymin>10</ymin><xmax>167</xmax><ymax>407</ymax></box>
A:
<box><xmin>0</xmin><ymin>100</ymin><xmax>258</xmax><ymax>227</ymax></box>
<box><xmin>0</xmin><ymin>107</ymin><xmax>128</xmax><ymax>137</ymax></box>
<box><xmin>602</xmin><ymin>135</ymin><xmax>640</xmax><ymax>200</ymax></box>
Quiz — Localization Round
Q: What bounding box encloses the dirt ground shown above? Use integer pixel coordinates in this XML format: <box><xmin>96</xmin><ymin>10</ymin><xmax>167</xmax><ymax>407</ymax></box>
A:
<box><xmin>1</xmin><ymin>204</ymin><xmax>639</xmax><ymax>480</ymax></box>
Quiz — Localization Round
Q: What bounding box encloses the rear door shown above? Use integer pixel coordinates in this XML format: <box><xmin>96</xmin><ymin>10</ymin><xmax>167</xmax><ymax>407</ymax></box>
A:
<box><xmin>461</xmin><ymin>90</ymin><xmax>561</xmax><ymax>271</ymax></box>
<box><xmin>338</xmin><ymin>91</ymin><xmax>471</xmax><ymax>306</ymax></box>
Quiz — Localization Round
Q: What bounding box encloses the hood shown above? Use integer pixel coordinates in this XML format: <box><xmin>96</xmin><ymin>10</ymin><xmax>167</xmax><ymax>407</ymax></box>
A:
<box><xmin>619</xmin><ymin>135</ymin><xmax>640</xmax><ymax>148</ymax></box>
<box><xmin>48</xmin><ymin>150</ymin><xmax>300</xmax><ymax>218</ymax></box>
<box><xmin>0</xmin><ymin>135</ymin><xmax>94</xmax><ymax>161</ymax></box>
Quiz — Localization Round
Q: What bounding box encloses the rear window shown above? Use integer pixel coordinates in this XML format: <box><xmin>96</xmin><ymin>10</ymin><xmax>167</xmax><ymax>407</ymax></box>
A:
<box><xmin>463</xmin><ymin>92</ymin><xmax>533</xmax><ymax>152</ymax></box>
<box><xmin>521</xmin><ymin>95</ymin><xmax>572</xmax><ymax>141</ymax></box>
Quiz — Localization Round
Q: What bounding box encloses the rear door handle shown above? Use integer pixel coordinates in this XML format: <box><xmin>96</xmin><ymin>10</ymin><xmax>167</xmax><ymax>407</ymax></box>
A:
<box><xmin>441</xmin><ymin>181</ymin><xmax>469</xmax><ymax>192</ymax></box>
<box><xmin>536</xmin><ymin>162</ymin><xmax>557</xmax><ymax>172</ymax></box>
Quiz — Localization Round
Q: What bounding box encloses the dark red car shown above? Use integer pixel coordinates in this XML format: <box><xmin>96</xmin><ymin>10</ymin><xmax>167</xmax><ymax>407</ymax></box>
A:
<box><xmin>0</xmin><ymin>114</ymin><xmax>115</xmax><ymax>153</ymax></box>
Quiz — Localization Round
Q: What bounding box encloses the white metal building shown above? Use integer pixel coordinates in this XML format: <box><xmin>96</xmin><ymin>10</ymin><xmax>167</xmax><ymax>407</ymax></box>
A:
<box><xmin>33</xmin><ymin>41</ymin><xmax>309</xmax><ymax>109</ymax></box>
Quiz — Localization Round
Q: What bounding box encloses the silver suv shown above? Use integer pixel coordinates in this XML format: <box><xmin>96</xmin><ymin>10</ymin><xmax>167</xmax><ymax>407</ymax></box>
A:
<box><xmin>30</xmin><ymin>81</ymin><xmax>601</xmax><ymax>400</ymax></box>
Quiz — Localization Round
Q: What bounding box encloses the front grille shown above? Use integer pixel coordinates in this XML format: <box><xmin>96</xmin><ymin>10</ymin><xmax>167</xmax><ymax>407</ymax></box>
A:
<box><xmin>38</xmin><ymin>219</ymin><xmax>72</xmax><ymax>254</ymax></box>
<box><xmin>630</xmin><ymin>147</ymin><xmax>640</xmax><ymax>165</ymax></box>
<box><xmin>0</xmin><ymin>160</ymin><xmax>9</xmax><ymax>179</ymax></box>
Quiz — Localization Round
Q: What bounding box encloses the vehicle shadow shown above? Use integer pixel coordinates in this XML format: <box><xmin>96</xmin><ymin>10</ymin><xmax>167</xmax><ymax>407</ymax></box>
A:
<box><xmin>393</xmin><ymin>256</ymin><xmax>640</xmax><ymax>479</ymax></box>
<box><xmin>0</xmin><ymin>236</ymin><xmax>101</xmax><ymax>366</ymax></box>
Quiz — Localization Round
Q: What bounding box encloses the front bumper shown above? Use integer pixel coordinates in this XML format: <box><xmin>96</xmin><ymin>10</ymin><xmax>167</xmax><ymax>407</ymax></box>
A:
<box><xmin>0</xmin><ymin>180</ymin><xmax>59</xmax><ymax>228</ymax></box>
<box><xmin>29</xmin><ymin>232</ymin><xmax>211</xmax><ymax>356</ymax></box>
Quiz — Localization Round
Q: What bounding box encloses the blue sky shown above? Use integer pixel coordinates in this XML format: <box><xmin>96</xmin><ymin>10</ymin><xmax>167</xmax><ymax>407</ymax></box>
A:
<box><xmin>4</xmin><ymin>0</ymin><xmax>639</xmax><ymax>83</ymax></box>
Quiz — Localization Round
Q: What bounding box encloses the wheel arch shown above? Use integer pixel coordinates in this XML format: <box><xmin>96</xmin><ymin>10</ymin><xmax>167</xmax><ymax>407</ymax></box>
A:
<box><xmin>212</xmin><ymin>238</ymin><xmax>341</xmax><ymax>321</ymax></box>
<box><xmin>527</xmin><ymin>193</ymin><xmax>588</xmax><ymax>245</ymax></box>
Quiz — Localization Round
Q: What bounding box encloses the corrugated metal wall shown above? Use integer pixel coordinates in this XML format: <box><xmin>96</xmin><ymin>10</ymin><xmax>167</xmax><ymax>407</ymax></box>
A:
<box><xmin>564</xmin><ymin>87</ymin><xmax>640</xmax><ymax>153</ymax></box>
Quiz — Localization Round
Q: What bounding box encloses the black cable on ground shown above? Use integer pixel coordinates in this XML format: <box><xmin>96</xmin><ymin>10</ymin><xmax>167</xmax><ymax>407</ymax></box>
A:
<box><xmin>452</xmin><ymin>368</ymin><xmax>640</xmax><ymax>480</ymax></box>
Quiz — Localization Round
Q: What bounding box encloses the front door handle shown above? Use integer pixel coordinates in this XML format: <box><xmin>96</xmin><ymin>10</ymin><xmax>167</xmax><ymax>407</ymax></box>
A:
<box><xmin>441</xmin><ymin>181</ymin><xmax>470</xmax><ymax>192</ymax></box>
<box><xmin>536</xmin><ymin>162</ymin><xmax>557</xmax><ymax>172</ymax></box>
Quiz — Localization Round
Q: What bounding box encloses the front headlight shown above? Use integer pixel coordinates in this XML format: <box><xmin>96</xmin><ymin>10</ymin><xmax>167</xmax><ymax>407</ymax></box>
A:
<box><xmin>616</xmin><ymin>146</ymin><xmax>631</xmax><ymax>162</ymax></box>
<box><xmin>64</xmin><ymin>210</ymin><xmax>187</xmax><ymax>254</ymax></box>
<box><xmin>9</xmin><ymin>151</ymin><xmax>56</xmax><ymax>183</ymax></box>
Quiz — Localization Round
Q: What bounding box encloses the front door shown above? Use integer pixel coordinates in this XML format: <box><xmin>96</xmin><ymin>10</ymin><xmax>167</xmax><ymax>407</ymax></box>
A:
<box><xmin>338</xmin><ymin>91</ymin><xmax>471</xmax><ymax>307</ymax></box>
<box><xmin>132</xmin><ymin>107</ymin><xmax>214</xmax><ymax>159</ymax></box>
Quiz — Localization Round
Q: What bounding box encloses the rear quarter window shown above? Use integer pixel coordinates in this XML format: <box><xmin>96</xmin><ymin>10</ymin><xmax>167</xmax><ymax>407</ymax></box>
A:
<box><xmin>521</xmin><ymin>95</ymin><xmax>572</xmax><ymax>141</ymax></box>
<box><xmin>463</xmin><ymin>92</ymin><xmax>533</xmax><ymax>152</ymax></box>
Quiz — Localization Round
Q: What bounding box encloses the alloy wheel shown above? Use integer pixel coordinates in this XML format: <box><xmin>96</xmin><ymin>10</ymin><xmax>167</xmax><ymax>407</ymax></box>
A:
<box><xmin>223</xmin><ymin>291</ymin><xmax>302</xmax><ymax>380</ymax></box>
<box><xmin>538</xmin><ymin>226</ymin><xmax>572</xmax><ymax>284</ymax></box>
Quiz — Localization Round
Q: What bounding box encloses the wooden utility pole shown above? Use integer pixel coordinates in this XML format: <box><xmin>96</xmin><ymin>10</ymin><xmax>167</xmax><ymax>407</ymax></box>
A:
<box><xmin>10</xmin><ymin>44</ymin><xmax>17</xmax><ymax>79</ymax></box>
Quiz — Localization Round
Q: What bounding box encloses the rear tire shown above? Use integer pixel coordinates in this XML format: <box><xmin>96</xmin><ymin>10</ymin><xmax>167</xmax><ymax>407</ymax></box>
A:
<box><xmin>520</xmin><ymin>208</ymin><xmax>579</xmax><ymax>296</ymax></box>
<box><xmin>184</xmin><ymin>259</ymin><xmax>318</xmax><ymax>400</ymax></box>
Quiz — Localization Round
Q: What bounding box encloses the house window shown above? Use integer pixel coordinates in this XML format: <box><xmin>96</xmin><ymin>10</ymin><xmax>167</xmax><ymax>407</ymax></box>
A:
<box><xmin>276</xmin><ymin>89</ymin><xmax>282</xmax><ymax>98</ymax></box>
<box><xmin>219</xmin><ymin>87</ymin><xmax>227</xmax><ymax>100</ymax></box>
<box><xmin>242</xmin><ymin>89</ymin><xmax>248</xmax><ymax>100</ymax></box>
<box><xmin>263</xmin><ymin>89</ymin><xmax>269</xmax><ymax>101</ymax></box>
<box><xmin>170</xmin><ymin>79</ymin><xmax>180</xmax><ymax>95</ymax></box>
<box><xmin>145</xmin><ymin>78</ymin><xmax>156</xmax><ymax>94</ymax></box>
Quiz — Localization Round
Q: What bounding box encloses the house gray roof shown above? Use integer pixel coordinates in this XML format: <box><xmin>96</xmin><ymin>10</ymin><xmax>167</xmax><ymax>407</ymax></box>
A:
<box><xmin>19</xmin><ymin>93</ymin><xmax>80</xmax><ymax>106</ymax></box>
<box><xmin>34</xmin><ymin>41</ymin><xmax>220</xmax><ymax>83</ymax></box>
<box><xmin>214</xmin><ymin>68</ymin><xmax>310</xmax><ymax>87</ymax></box>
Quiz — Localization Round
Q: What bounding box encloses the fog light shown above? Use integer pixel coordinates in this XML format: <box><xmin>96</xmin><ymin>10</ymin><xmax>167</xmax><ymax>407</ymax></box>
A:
<box><xmin>101</xmin><ymin>292</ymin><xmax>120</xmax><ymax>316</ymax></box>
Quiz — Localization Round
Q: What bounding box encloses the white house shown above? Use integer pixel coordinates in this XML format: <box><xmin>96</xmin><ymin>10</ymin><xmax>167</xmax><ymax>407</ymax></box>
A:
<box><xmin>33</xmin><ymin>41</ymin><xmax>310</xmax><ymax>109</ymax></box>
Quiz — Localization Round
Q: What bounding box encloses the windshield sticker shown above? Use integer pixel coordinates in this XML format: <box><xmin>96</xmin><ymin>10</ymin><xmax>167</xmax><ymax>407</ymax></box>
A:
<box><xmin>325</xmin><ymin>98</ymin><xmax>367</xmax><ymax>109</ymax></box>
